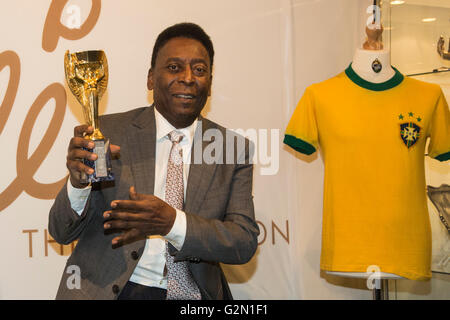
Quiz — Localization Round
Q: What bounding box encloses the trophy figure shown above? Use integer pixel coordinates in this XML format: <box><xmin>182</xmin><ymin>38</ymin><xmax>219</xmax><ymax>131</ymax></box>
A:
<box><xmin>64</xmin><ymin>50</ymin><xmax>114</xmax><ymax>183</ymax></box>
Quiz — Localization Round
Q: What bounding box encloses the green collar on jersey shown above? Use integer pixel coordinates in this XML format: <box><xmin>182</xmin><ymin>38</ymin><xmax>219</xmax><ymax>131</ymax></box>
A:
<box><xmin>345</xmin><ymin>63</ymin><xmax>404</xmax><ymax>91</ymax></box>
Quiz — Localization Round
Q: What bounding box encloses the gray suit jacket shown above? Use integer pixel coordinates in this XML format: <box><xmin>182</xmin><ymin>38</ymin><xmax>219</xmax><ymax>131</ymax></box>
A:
<box><xmin>48</xmin><ymin>106</ymin><xmax>259</xmax><ymax>300</ymax></box>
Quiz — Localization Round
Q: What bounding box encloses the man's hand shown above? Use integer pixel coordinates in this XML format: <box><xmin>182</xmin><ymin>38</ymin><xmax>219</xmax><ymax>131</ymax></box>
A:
<box><xmin>66</xmin><ymin>125</ymin><xmax>120</xmax><ymax>188</ymax></box>
<box><xmin>103</xmin><ymin>186</ymin><xmax>177</xmax><ymax>247</ymax></box>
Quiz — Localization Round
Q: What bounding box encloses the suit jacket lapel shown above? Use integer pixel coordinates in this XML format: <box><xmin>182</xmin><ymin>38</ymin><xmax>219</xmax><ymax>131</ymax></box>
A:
<box><xmin>126</xmin><ymin>105</ymin><xmax>156</xmax><ymax>195</ymax></box>
<box><xmin>184</xmin><ymin>117</ymin><xmax>218</xmax><ymax>214</ymax></box>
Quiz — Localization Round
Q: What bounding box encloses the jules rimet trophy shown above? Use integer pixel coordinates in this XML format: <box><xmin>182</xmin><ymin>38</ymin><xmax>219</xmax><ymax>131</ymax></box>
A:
<box><xmin>64</xmin><ymin>50</ymin><xmax>114</xmax><ymax>183</ymax></box>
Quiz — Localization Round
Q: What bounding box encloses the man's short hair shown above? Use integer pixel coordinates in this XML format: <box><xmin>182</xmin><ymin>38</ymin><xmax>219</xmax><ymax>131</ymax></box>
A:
<box><xmin>151</xmin><ymin>22</ymin><xmax>214</xmax><ymax>69</ymax></box>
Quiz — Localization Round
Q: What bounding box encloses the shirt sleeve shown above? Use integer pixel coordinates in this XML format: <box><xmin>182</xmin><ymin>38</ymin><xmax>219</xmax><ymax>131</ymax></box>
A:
<box><xmin>427</xmin><ymin>89</ymin><xmax>450</xmax><ymax>162</ymax></box>
<box><xmin>164</xmin><ymin>209</ymin><xmax>187</xmax><ymax>251</ymax></box>
<box><xmin>283</xmin><ymin>86</ymin><xmax>319</xmax><ymax>155</ymax></box>
<box><xmin>66</xmin><ymin>181</ymin><xmax>92</xmax><ymax>215</ymax></box>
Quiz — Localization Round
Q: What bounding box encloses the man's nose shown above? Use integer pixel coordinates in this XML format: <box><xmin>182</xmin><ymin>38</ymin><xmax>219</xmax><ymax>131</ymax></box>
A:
<box><xmin>179</xmin><ymin>66</ymin><xmax>194</xmax><ymax>84</ymax></box>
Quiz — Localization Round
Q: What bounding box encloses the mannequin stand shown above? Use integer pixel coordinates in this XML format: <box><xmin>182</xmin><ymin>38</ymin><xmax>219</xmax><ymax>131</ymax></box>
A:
<box><xmin>372</xmin><ymin>278</ymin><xmax>390</xmax><ymax>300</ymax></box>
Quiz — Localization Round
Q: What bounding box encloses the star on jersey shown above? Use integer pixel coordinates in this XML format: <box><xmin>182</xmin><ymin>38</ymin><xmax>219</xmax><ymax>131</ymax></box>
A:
<box><xmin>399</xmin><ymin>112</ymin><xmax>421</xmax><ymax>121</ymax></box>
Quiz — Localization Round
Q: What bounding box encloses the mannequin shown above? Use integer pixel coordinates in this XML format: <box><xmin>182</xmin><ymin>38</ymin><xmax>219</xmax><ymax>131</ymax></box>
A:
<box><xmin>325</xmin><ymin>23</ymin><xmax>404</xmax><ymax>283</ymax></box>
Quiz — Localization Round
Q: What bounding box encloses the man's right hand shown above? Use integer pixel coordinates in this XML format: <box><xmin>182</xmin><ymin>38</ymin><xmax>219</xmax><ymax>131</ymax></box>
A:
<box><xmin>66</xmin><ymin>125</ymin><xmax>120</xmax><ymax>189</ymax></box>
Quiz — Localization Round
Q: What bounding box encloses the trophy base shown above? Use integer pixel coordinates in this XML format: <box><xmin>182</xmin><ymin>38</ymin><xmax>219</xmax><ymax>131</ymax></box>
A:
<box><xmin>81</xmin><ymin>139</ymin><xmax>115</xmax><ymax>184</ymax></box>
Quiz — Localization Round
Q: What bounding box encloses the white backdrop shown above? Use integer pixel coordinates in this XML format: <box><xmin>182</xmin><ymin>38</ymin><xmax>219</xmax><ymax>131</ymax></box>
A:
<box><xmin>0</xmin><ymin>0</ymin><xmax>448</xmax><ymax>300</ymax></box>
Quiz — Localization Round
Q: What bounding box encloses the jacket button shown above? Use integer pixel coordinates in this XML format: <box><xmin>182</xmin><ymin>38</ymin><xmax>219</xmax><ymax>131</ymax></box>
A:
<box><xmin>131</xmin><ymin>251</ymin><xmax>139</xmax><ymax>260</ymax></box>
<box><xmin>112</xmin><ymin>285</ymin><xmax>120</xmax><ymax>294</ymax></box>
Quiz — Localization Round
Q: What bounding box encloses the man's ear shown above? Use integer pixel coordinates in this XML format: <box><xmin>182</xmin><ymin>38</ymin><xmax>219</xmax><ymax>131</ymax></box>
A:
<box><xmin>147</xmin><ymin>68</ymin><xmax>154</xmax><ymax>90</ymax></box>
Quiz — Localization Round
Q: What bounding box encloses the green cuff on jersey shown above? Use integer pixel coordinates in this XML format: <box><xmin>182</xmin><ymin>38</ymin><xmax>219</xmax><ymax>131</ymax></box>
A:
<box><xmin>345</xmin><ymin>63</ymin><xmax>404</xmax><ymax>91</ymax></box>
<box><xmin>435</xmin><ymin>152</ymin><xmax>450</xmax><ymax>162</ymax></box>
<box><xmin>284</xmin><ymin>134</ymin><xmax>316</xmax><ymax>155</ymax></box>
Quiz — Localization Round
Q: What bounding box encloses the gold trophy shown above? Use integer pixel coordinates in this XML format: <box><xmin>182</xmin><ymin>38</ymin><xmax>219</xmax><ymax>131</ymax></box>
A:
<box><xmin>64</xmin><ymin>50</ymin><xmax>114</xmax><ymax>183</ymax></box>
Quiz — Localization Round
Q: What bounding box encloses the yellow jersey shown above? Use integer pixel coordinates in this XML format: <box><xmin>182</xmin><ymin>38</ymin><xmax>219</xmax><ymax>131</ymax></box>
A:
<box><xmin>284</xmin><ymin>64</ymin><xmax>450</xmax><ymax>280</ymax></box>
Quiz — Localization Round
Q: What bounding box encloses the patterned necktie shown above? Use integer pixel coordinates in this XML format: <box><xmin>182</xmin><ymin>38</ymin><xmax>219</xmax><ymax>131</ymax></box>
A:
<box><xmin>165</xmin><ymin>130</ymin><xmax>201</xmax><ymax>300</ymax></box>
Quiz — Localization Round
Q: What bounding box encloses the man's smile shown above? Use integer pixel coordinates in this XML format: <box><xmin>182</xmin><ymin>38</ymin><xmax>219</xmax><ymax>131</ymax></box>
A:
<box><xmin>173</xmin><ymin>93</ymin><xmax>195</xmax><ymax>98</ymax></box>
<box><xmin>172</xmin><ymin>93</ymin><xmax>196</xmax><ymax>100</ymax></box>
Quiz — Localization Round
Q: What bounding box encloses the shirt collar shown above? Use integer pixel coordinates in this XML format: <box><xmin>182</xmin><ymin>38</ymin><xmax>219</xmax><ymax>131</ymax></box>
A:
<box><xmin>345</xmin><ymin>63</ymin><xmax>404</xmax><ymax>91</ymax></box>
<box><xmin>154</xmin><ymin>106</ymin><xmax>198</xmax><ymax>145</ymax></box>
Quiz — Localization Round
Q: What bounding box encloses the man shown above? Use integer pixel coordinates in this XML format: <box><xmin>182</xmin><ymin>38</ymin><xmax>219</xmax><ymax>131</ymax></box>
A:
<box><xmin>48</xmin><ymin>22</ymin><xmax>259</xmax><ymax>300</ymax></box>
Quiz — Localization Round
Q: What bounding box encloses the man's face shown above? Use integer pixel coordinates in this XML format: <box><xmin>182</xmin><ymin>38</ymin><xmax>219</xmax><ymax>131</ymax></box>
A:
<box><xmin>148</xmin><ymin>37</ymin><xmax>212</xmax><ymax>128</ymax></box>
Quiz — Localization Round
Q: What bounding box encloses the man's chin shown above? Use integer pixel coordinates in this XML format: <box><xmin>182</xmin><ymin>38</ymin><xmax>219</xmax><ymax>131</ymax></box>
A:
<box><xmin>155</xmin><ymin>102</ymin><xmax>204</xmax><ymax>128</ymax></box>
<box><xmin>171</xmin><ymin>108</ymin><xmax>201</xmax><ymax>128</ymax></box>
<box><xmin>175</xmin><ymin>103</ymin><xmax>203</xmax><ymax>115</ymax></box>
<box><xmin>177</xmin><ymin>112</ymin><xmax>199</xmax><ymax>125</ymax></box>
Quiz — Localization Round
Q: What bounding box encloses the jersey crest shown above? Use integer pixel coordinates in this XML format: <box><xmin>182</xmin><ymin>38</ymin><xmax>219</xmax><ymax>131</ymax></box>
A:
<box><xmin>398</xmin><ymin>112</ymin><xmax>422</xmax><ymax>148</ymax></box>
